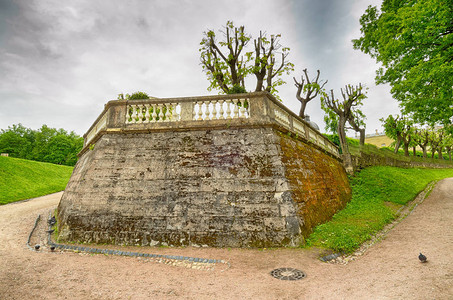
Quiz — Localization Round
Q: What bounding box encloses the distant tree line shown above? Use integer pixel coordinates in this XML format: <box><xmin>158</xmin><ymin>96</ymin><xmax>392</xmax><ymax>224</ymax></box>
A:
<box><xmin>381</xmin><ymin>115</ymin><xmax>453</xmax><ymax>160</ymax></box>
<box><xmin>0</xmin><ymin>124</ymin><xmax>83</xmax><ymax>166</ymax></box>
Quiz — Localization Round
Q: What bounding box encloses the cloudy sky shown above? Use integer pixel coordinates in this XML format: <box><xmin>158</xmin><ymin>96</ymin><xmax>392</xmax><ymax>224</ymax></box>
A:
<box><xmin>0</xmin><ymin>0</ymin><xmax>399</xmax><ymax>136</ymax></box>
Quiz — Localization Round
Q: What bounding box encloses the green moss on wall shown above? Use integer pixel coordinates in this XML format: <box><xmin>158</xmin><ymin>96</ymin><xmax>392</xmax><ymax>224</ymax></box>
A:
<box><xmin>279</xmin><ymin>134</ymin><xmax>352</xmax><ymax>237</ymax></box>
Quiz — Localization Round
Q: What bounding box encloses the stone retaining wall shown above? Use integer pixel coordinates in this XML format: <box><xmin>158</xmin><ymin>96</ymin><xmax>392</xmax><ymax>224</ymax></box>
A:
<box><xmin>57</xmin><ymin>92</ymin><xmax>351</xmax><ymax>247</ymax></box>
<box><xmin>57</xmin><ymin>128</ymin><xmax>350</xmax><ymax>247</ymax></box>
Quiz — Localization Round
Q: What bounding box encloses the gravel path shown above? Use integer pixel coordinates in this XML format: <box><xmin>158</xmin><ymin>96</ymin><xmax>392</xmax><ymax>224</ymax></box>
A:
<box><xmin>1</xmin><ymin>178</ymin><xmax>452</xmax><ymax>299</ymax></box>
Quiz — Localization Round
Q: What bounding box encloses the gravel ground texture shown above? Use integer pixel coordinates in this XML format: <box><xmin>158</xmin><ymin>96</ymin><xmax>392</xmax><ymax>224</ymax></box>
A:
<box><xmin>1</xmin><ymin>178</ymin><xmax>453</xmax><ymax>300</ymax></box>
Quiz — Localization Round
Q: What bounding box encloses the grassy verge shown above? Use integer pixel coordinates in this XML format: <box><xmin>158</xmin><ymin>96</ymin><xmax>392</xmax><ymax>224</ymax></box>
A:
<box><xmin>306</xmin><ymin>166</ymin><xmax>453</xmax><ymax>253</ymax></box>
<box><xmin>0</xmin><ymin>156</ymin><xmax>73</xmax><ymax>205</ymax></box>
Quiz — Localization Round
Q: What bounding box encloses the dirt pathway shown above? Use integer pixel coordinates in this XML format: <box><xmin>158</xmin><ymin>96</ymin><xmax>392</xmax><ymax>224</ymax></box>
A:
<box><xmin>1</xmin><ymin>179</ymin><xmax>452</xmax><ymax>300</ymax></box>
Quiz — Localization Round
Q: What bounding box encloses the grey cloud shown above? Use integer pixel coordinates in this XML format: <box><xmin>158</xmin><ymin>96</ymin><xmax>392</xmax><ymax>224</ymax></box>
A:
<box><xmin>0</xmin><ymin>0</ymin><xmax>397</xmax><ymax>135</ymax></box>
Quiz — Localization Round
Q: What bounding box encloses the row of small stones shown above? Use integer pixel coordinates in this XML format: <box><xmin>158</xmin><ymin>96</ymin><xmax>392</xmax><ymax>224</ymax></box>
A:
<box><xmin>46</xmin><ymin>243</ymin><xmax>228</xmax><ymax>270</ymax></box>
<box><xmin>50</xmin><ymin>243</ymin><xmax>221</xmax><ymax>263</ymax></box>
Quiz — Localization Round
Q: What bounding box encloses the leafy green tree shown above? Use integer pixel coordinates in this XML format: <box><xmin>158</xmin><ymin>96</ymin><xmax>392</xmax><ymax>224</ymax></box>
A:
<box><xmin>0</xmin><ymin>124</ymin><xmax>83</xmax><ymax>166</ymax></box>
<box><xmin>293</xmin><ymin>69</ymin><xmax>327</xmax><ymax>118</ymax></box>
<box><xmin>32</xmin><ymin>125</ymin><xmax>58</xmax><ymax>162</ymax></box>
<box><xmin>0</xmin><ymin>124</ymin><xmax>35</xmax><ymax>159</ymax></box>
<box><xmin>321</xmin><ymin>83</ymin><xmax>367</xmax><ymax>171</ymax></box>
<box><xmin>199</xmin><ymin>21</ymin><xmax>293</xmax><ymax>97</ymax></box>
<box><xmin>353</xmin><ymin>0</ymin><xmax>453</xmax><ymax>125</ymax></box>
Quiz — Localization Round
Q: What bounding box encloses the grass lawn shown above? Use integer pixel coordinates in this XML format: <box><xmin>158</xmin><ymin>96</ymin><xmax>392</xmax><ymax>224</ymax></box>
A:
<box><xmin>306</xmin><ymin>166</ymin><xmax>453</xmax><ymax>253</ymax></box>
<box><xmin>0</xmin><ymin>156</ymin><xmax>73</xmax><ymax>205</ymax></box>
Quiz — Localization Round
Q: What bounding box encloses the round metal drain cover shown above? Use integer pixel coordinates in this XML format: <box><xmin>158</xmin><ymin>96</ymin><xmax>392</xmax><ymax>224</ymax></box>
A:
<box><xmin>270</xmin><ymin>267</ymin><xmax>306</xmax><ymax>281</ymax></box>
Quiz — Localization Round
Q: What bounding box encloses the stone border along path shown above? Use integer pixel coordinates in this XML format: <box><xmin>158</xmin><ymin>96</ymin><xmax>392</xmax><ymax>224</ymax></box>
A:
<box><xmin>26</xmin><ymin>213</ymin><xmax>230</xmax><ymax>272</ymax></box>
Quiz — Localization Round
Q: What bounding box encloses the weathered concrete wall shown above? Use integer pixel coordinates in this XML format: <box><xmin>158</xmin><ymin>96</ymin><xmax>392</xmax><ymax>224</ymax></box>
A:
<box><xmin>57</xmin><ymin>127</ymin><xmax>351</xmax><ymax>247</ymax></box>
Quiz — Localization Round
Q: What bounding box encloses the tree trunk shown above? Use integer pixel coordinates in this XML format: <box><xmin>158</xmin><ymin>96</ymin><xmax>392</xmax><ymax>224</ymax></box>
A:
<box><xmin>403</xmin><ymin>144</ymin><xmax>410</xmax><ymax>157</ymax></box>
<box><xmin>299</xmin><ymin>101</ymin><xmax>307</xmax><ymax>118</ymax></box>
<box><xmin>337</xmin><ymin>116</ymin><xmax>353</xmax><ymax>173</ymax></box>
<box><xmin>394</xmin><ymin>138</ymin><xmax>402</xmax><ymax>154</ymax></box>
<box><xmin>421</xmin><ymin>145</ymin><xmax>427</xmax><ymax>158</ymax></box>
<box><xmin>359</xmin><ymin>128</ymin><xmax>365</xmax><ymax>146</ymax></box>
<box><xmin>438</xmin><ymin>147</ymin><xmax>443</xmax><ymax>160</ymax></box>
<box><xmin>255</xmin><ymin>77</ymin><xmax>264</xmax><ymax>92</ymax></box>
<box><xmin>413</xmin><ymin>146</ymin><xmax>416</xmax><ymax>156</ymax></box>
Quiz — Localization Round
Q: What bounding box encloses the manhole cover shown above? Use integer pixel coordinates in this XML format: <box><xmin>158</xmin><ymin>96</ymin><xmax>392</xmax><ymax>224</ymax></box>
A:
<box><xmin>270</xmin><ymin>267</ymin><xmax>306</xmax><ymax>281</ymax></box>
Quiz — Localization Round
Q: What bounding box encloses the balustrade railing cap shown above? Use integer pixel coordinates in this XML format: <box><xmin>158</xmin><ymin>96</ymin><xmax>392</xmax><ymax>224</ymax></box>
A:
<box><xmin>82</xmin><ymin>91</ymin><xmax>339</xmax><ymax>159</ymax></box>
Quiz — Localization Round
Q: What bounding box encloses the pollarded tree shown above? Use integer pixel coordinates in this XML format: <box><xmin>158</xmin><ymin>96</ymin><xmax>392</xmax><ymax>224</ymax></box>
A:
<box><xmin>380</xmin><ymin>115</ymin><xmax>406</xmax><ymax>154</ymax></box>
<box><xmin>323</xmin><ymin>106</ymin><xmax>338</xmax><ymax>135</ymax></box>
<box><xmin>443</xmin><ymin>129</ymin><xmax>453</xmax><ymax>160</ymax></box>
<box><xmin>252</xmin><ymin>31</ymin><xmax>294</xmax><ymax>95</ymax></box>
<box><xmin>321</xmin><ymin>83</ymin><xmax>367</xmax><ymax>171</ymax></box>
<box><xmin>347</xmin><ymin>109</ymin><xmax>367</xmax><ymax>146</ymax></box>
<box><xmin>382</xmin><ymin>115</ymin><xmax>415</xmax><ymax>157</ymax></box>
<box><xmin>400</xmin><ymin>120</ymin><xmax>414</xmax><ymax>157</ymax></box>
<box><xmin>353</xmin><ymin>0</ymin><xmax>453</xmax><ymax>125</ymax></box>
<box><xmin>200</xmin><ymin>21</ymin><xmax>251</xmax><ymax>93</ymax></box>
<box><xmin>293</xmin><ymin>69</ymin><xmax>327</xmax><ymax>118</ymax></box>
<box><xmin>413</xmin><ymin>127</ymin><xmax>430</xmax><ymax>158</ymax></box>
<box><xmin>428</xmin><ymin>129</ymin><xmax>444</xmax><ymax>159</ymax></box>
<box><xmin>322</xmin><ymin>106</ymin><xmax>367</xmax><ymax>146</ymax></box>
<box><xmin>200</xmin><ymin>21</ymin><xmax>293</xmax><ymax>97</ymax></box>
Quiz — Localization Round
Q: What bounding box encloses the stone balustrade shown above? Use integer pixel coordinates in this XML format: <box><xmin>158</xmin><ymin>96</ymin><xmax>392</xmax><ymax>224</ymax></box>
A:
<box><xmin>82</xmin><ymin>92</ymin><xmax>339</xmax><ymax>158</ymax></box>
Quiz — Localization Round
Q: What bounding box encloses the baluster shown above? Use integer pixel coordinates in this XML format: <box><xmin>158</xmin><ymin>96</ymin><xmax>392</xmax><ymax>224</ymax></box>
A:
<box><xmin>225</xmin><ymin>100</ymin><xmax>232</xmax><ymax>119</ymax></box>
<box><xmin>204</xmin><ymin>101</ymin><xmax>210</xmax><ymax>120</ymax></box>
<box><xmin>219</xmin><ymin>100</ymin><xmax>225</xmax><ymax>119</ymax></box>
<box><xmin>172</xmin><ymin>103</ymin><xmax>180</xmax><ymax>121</ymax></box>
<box><xmin>192</xmin><ymin>102</ymin><xmax>197</xmax><ymax>120</ymax></box>
<box><xmin>144</xmin><ymin>104</ymin><xmax>150</xmax><ymax>123</ymax></box>
<box><xmin>157</xmin><ymin>104</ymin><xmax>164</xmax><ymax>122</ymax></box>
<box><xmin>205</xmin><ymin>101</ymin><xmax>211</xmax><ymax>120</ymax></box>
<box><xmin>131</xmin><ymin>105</ymin><xmax>138</xmax><ymax>123</ymax></box>
<box><xmin>197</xmin><ymin>101</ymin><xmax>204</xmax><ymax>120</ymax></box>
<box><xmin>137</xmin><ymin>104</ymin><xmax>144</xmax><ymax>123</ymax></box>
<box><xmin>126</xmin><ymin>105</ymin><xmax>131</xmax><ymax>123</ymax></box>
<box><xmin>151</xmin><ymin>104</ymin><xmax>158</xmax><ymax>122</ymax></box>
<box><xmin>232</xmin><ymin>99</ymin><xmax>239</xmax><ymax>118</ymax></box>
<box><xmin>206</xmin><ymin>101</ymin><xmax>212</xmax><ymax>120</ymax></box>
<box><xmin>164</xmin><ymin>104</ymin><xmax>171</xmax><ymax>121</ymax></box>
<box><xmin>168</xmin><ymin>103</ymin><xmax>174</xmax><ymax>121</ymax></box>
<box><xmin>211</xmin><ymin>100</ymin><xmax>218</xmax><ymax>119</ymax></box>
<box><xmin>239</xmin><ymin>99</ymin><xmax>246</xmax><ymax>118</ymax></box>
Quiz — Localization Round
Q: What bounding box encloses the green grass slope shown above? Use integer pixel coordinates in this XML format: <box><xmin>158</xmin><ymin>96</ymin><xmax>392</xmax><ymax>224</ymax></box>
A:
<box><xmin>306</xmin><ymin>166</ymin><xmax>453</xmax><ymax>253</ymax></box>
<box><xmin>0</xmin><ymin>156</ymin><xmax>73</xmax><ymax>205</ymax></box>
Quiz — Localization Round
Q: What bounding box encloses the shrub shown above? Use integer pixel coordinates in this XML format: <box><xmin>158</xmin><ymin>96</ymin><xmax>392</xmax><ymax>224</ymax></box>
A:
<box><xmin>118</xmin><ymin>91</ymin><xmax>150</xmax><ymax>100</ymax></box>
<box><xmin>227</xmin><ymin>85</ymin><xmax>247</xmax><ymax>94</ymax></box>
